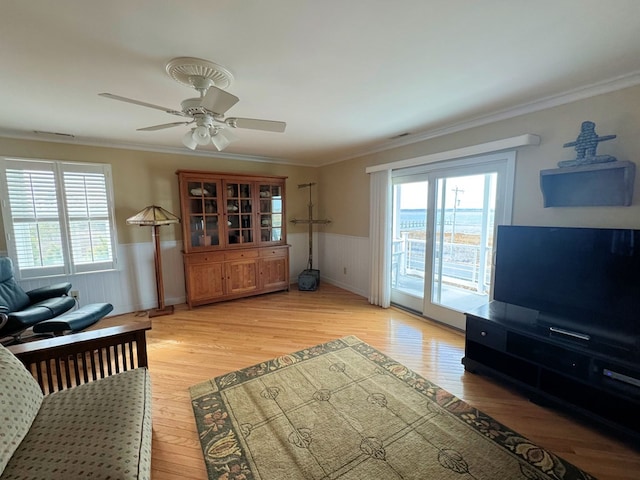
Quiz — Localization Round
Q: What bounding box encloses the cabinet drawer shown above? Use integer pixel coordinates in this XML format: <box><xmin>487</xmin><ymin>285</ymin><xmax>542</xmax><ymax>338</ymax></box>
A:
<box><xmin>186</xmin><ymin>252</ymin><xmax>225</xmax><ymax>264</ymax></box>
<box><xmin>225</xmin><ymin>249</ymin><xmax>259</xmax><ymax>261</ymax></box>
<box><xmin>466</xmin><ymin>318</ymin><xmax>506</xmax><ymax>351</ymax></box>
<box><xmin>260</xmin><ymin>247</ymin><xmax>288</xmax><ymax>258</ymax></box>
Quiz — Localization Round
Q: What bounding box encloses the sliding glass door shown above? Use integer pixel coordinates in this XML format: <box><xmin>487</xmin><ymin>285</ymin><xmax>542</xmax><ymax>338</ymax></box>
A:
<box><xmin>427</xmin><ymin>169</ymin><xmax>498</xmax><ymax>327</ymax></box>
<box><xmin>390</xmin><ymin>153</ymin><xmax>515</xmax><ymax>330</ymax></box>
<box><xmin>391</xmin><ymin>178</ymin><xmax>428</xmax><ymax>312</ymax></box>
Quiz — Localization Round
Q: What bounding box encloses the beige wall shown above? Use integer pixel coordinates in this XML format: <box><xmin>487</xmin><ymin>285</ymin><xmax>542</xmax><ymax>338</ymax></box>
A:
<box><xmin>317</xmin><ymin>156</ymin><xmax>370</xmax><ymax>236</ymax></box>
<box><xmin>0</xmin><ymin>138</ymin><xmax>317</xmax><ymax>249</ymax></box>
<box><xmin>318</xmin><ymin>84</ymin><xmax>640</xmax><ymax>237</ymax></box>
<box><xmin>2</xmin><ymin>83</ymin><xmax>640</xmax><ymax>252</ymax></box>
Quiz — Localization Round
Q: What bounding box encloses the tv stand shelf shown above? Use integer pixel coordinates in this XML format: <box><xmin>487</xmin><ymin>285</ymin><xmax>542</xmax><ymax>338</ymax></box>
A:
<box><xmin>463</xmin><ymin>301</ymin><xmax>640</xmax><ymax>442</ymax></box>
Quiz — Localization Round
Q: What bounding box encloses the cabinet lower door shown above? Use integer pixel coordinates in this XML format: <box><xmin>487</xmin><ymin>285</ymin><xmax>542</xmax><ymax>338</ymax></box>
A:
<box><xmin>226</xmin><ymin>260</ymin><xmax>259</xmax><ymax>295</ymax></box>
<box><xmin>260</xmin><ymin>257</ymin><xmax>288</xmax><ymax>290</ymax></box>
<box><xmin>187</xmin><ymin>262</ymin><xmax>225</xmax><ymax>304</ymax></box>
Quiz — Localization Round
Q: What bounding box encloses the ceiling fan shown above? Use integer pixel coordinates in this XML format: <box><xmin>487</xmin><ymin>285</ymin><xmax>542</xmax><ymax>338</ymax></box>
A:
<box><xmin>99</xmin><ymin>57</ymin><xmax>286</xmax><ymax>151</ymax></box>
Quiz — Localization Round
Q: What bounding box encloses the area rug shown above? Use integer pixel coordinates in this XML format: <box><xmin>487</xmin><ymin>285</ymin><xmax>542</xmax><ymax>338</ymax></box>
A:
<box><xmin>190</xmin><ymin>336</ymin><xmax>594</xmax><ymax>480</ymax></box>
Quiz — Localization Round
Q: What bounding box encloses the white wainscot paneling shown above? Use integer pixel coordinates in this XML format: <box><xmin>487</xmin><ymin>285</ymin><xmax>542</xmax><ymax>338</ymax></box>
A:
<box><xmin>14</xmin><ymin>234</ymin><xmax>369</xmax><ymax>316</ymax></box>
<box><xmin>117</xmin><ymin>240</ymin><xmax>186</xmax><ymax>314</ymax></box>
<box><xmin>318</xmin><ymin>233</ymin><xmax>370</xmax><ymax>297</ymax></box>
<box><xmin>17</xmin><ymin>241</ymin><xmax>186</xmax><ymax>317</ymax></box>
<box><xmin>287</xmin><ymin>231</ymin><xmax>320</xmax><ymax>281</ymax></box>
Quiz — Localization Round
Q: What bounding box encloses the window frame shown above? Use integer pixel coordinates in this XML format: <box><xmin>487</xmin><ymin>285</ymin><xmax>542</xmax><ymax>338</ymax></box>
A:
<box><xmin>0</xmin><ymin>157</ymin><xmax>119</xmax><ymax>280</ymax></box>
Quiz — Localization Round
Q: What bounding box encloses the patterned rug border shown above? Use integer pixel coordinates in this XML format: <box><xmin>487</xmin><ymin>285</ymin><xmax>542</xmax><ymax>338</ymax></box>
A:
<box><xmin>190</xmin><ymin>335</ymin><xmax>595</xmax><ymax>480</ymax></box>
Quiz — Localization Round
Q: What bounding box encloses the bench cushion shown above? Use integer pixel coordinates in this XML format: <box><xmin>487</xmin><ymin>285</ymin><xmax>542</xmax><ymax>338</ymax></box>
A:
<box><xmin>1</xmin><ymin>368</ymin><xmax>152</xmax><ymax>480</ymax></box>
<box><xmin>0</xmin><ymin>344</ymin><xmax>43</xmax><ymax>476</ymax></box>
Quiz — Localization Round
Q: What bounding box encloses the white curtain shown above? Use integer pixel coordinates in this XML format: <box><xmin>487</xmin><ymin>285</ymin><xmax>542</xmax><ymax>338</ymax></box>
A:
<box><xmin>368</xmin><ymin>169</ymin><xmax>392</xmax><ymax>307</ymax></box>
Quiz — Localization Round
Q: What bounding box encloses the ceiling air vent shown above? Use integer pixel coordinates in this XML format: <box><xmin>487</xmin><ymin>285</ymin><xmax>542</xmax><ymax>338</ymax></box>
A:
<box><xmin>33</xmin><ymin>130</ymin><xmax>76</xmax><ymax>140</ymax></box>
<box><xmin>390</xmin><ymin>132</ymin><xmax>411</xmax><ymax>140</ymax></box>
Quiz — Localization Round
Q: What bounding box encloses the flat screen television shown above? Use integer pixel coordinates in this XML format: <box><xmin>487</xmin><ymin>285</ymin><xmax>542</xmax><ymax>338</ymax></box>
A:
<box><xmin>493</xmin><ymin>225</ymin><xmax>640</xmax><ymax>350</ymax></box>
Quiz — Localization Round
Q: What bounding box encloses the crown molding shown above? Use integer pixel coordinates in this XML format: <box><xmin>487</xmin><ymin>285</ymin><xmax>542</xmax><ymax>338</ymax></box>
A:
<box><xmin>0</xmin><ymin>129</ymin><xmax>304</xmax><ymax>166</ymax></box>
<box><xmin>3</xmin><ymin>70</ymin><xmax>640</xmax><ymax>169</ymax></box>
<box><xmin>323</xmin><ymin>69</ymin><xmax>640</xmax><ymax>167</ymax></box>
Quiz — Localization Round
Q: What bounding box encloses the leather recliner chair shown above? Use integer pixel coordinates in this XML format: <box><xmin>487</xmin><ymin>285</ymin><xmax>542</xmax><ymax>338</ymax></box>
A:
<box><xmin>0</xmin><ymin>257</ymin><xmax>76</xmax><ymax>340</ymax></box>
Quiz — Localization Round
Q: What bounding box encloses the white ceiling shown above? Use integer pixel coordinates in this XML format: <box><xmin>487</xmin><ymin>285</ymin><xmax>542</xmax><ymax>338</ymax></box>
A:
<box><xmin>2</xmin><ymin>1</ymin><xmax>640</xmax><ymax>166</ymax></box>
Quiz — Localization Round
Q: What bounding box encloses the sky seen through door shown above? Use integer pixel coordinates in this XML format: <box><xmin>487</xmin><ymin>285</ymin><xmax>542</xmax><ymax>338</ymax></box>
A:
<box><xmin>399</xmin><ymin>175</ymin><xmax>495</xmax><ymax>210</ymax></box>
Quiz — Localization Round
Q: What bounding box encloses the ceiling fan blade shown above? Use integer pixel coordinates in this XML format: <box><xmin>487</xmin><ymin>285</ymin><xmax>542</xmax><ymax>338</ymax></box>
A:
<box><xmin>198</xmin><ymin>86</ymin><xmax>239</xmax><ymax>115</ymax></box>
<box><xmin>137</xmin><ymin>121</ymin><xmax>191</xmax><ymax>132</ymax></box>
<box><xmin>226</xmin><ymin>117</ymin><xmax>286</xmax><ymax>133</ymax></box>
<box><xmin>99</xmin><ymin>93</ymin><xmax>186</xmax><ymax>117</ymax></box>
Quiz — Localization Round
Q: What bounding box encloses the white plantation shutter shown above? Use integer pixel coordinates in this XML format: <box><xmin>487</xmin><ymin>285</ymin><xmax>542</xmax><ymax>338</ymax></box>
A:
<box><xmin>5</xmin><ymin>163</ymin><xmax>65</xmax><ymax>276</ymax></box>
<box><xmin>0</xmin><ymin>158</ymin><xmax>117</xmax><ymax>279</ymax></box>
<box><xmin>62</xmin><ymin>164</ymin><xmax>115</xmax><ymax>272</ymax></box>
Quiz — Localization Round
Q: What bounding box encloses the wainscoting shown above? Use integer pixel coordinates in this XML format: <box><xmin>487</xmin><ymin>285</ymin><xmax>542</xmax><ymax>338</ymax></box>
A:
<box><xmin>317</xmin><ymin>233</ymin><xmax>370</xmax><ymax>297</ymax></box>
<box><xmin>16</xmin><ymin>241</ymin><xmax>187</xmax><ymax>316</ymax></box>
<box><xmin>12</xmin><ymin>232</ymin><xmax>372</xmax><ymax>316</ymax></box>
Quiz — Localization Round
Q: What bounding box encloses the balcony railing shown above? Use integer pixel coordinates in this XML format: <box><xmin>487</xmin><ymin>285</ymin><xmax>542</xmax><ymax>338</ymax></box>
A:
<box><xmin>392</xmin><ymin>235</ymin><xmax>492</xmax><ymax>294</ymax></box>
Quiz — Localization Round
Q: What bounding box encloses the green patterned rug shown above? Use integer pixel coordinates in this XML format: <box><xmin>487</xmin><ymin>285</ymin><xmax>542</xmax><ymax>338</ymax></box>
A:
<box><xmin>190</xmin><ymin>336</ymin><xmax>594</xmax><ymax>480</ymax></box>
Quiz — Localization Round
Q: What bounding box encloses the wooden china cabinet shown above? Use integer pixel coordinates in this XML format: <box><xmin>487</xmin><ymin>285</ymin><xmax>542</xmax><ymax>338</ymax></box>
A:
<box><xmin>176</xmin><ymin>170</ymin><xmax>289</xmax><ymax>308</ymax></box>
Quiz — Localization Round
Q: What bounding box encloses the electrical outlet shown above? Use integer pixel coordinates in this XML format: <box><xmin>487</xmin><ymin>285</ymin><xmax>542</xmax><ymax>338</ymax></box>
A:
<box><xmin>70</xmin><ymin>290</ymin><xmax>79</xmax><ymax>302</ymax></box>
<box><xmin>343</xmin><ymin>267</ymin><xmax>347</xmax><ymax>275</ymax></box>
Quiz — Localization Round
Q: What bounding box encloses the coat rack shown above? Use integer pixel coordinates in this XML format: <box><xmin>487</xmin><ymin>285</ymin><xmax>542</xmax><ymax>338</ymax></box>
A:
<box><xmin>290</xmin><ymin>182</ymin><xmax>330</xmax><ymax>290</ymax></box>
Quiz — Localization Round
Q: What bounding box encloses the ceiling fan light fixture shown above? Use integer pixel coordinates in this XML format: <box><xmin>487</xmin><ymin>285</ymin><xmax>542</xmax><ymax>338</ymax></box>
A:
<box><xmin>211</xmin><ymin>129</ymin><xmax>236</xmax><ymax>151</ymax></box>
<box><xmin>103</xmin><ymin>57</ymin><xmax>285</xmax><ymax>152</ymax></box>
<box><xmin>182</xmin><ymin>129</ymin><xmax>198</xmax><ymax>150</ymax></box>
<box><xmin>193</xmin><ymin>125</ymin><xmax>211</xmax><ymax>145</ymax></box>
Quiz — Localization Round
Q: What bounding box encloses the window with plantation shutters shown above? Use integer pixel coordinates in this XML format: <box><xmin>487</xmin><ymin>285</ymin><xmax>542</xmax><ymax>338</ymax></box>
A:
<box><xmin>0</xmin><ymin>158</ymin><xmax>118</xmax><ymax>279</ymax></box>
<box><xmin>5</xmin><ymin>165</ymin><xmax>65</xmax><ymax>275</ymax></box>
<box><xmin>63</xmin><ymin>168</ymin><xmax>114</xmax><ymax>271</ymax></box>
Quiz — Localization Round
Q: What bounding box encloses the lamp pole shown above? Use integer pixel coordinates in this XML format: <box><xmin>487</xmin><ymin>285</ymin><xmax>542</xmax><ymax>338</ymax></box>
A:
<box><xmin>152</xmin><ymin>224</ymin><xmax>168</xmax><ymax>313</ymax></box>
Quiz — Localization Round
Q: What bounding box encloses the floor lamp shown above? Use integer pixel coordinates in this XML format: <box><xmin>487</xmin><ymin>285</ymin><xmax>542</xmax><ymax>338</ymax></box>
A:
<box><xmin>127</xmin><ymin>205</ymin><xmax>180</xmax><ymax>317</ymax></box>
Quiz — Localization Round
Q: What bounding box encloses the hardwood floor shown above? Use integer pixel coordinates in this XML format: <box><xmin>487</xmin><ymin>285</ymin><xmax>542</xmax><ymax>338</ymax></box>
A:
<box><xmin>110</xmin><ymin>283</ymin><xmax>639</xmax><ymax>479</ymax></box>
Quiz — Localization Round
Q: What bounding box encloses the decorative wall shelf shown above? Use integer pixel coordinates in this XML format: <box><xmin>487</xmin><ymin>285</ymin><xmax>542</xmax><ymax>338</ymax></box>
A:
<box><xmin>540</xmin><ymin>161</ymin><xmax>635</xmax><ymax>207</ymax></box>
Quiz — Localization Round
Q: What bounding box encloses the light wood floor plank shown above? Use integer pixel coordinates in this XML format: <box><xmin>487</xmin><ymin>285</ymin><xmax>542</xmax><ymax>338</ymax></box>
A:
<box><xmin>107</xmin><ymin>283</ymin><xmax>639</xmax><ymax>480</ymax></box>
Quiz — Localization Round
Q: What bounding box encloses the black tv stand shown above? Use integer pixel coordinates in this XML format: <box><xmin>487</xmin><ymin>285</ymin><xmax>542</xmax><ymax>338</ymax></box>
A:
<box><xmin>547</xmin><ymin>326</ymin><xmax>591</xmax><ymax>342</ymax></box>
<box><xmin>463</xmin><ymin>301</ymin><xmax>640</xmax><ymax>443</ymax></box>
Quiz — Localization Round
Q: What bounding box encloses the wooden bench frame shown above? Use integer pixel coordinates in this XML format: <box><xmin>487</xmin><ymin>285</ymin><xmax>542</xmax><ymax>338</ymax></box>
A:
<box><xmin>8</xmin><ymin>320</ymin><xmax>151</xmax><ymax>394</ymax></box>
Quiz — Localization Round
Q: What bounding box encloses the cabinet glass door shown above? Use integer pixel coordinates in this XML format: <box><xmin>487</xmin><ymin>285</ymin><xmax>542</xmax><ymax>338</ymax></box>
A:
<box><xmin>187</xmin><ymin>180</ymin><xmax>220</xmax><ymax>249</ymax></box>
<box><xmin>258</xmin><ymin>183</ymin><xmax>284</xmax><ymax>243</ymax></box>
<box><xmin>225</xmin><ymin>182</ymin><xmax>254</xmax><ymax>245</ymax></box>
